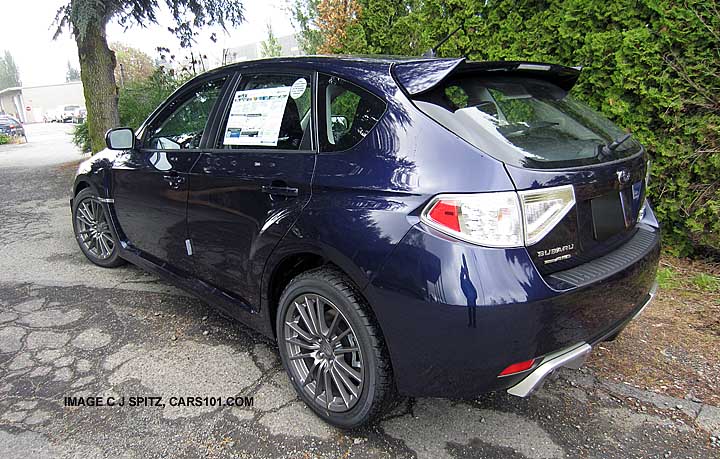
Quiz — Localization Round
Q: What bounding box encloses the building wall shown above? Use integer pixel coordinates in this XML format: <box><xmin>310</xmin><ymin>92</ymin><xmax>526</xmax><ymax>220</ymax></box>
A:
<box><xmin>0</xmin><ymin>89</ymin><xmax>23</xmax><ymax>121</ymax></box>
<box><xmin>21</xmin><ymin>82</ymin><xmax>85</xmax><ymax>123</ymax></box>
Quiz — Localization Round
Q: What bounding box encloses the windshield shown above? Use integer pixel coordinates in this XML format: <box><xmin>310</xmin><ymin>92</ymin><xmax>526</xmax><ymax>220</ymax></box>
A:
<box><xmin>414</xmin><ymin>76</ymin><xmax>641</xmax><ymax>168</ymax></box>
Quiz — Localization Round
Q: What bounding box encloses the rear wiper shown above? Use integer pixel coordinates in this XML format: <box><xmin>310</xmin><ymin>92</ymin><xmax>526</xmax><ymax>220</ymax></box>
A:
<box><xmin>598</xmin><ymin>133</ymin><xmax>633</xmax><ymax>158</ymax></box>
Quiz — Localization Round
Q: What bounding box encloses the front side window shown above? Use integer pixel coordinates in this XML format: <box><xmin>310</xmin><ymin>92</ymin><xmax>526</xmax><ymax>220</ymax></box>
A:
<box><xmin>217</xmin><ymin>73</ymin><xmax>313</xmax><ymax>150</ymax></box>
<box><xmin>144</xmin><ymin>77</ymin><xmax>226</xmax><ymax>150</ymax></box>
<box><xmin>320</xmin><ymin>75</ymin><xmax>386</xmax><ymax>152</ymax></box>
<box><xmin>415</xmin><ymin>76</ymin><xmax>641</xmax><ymax>168</ymax></box>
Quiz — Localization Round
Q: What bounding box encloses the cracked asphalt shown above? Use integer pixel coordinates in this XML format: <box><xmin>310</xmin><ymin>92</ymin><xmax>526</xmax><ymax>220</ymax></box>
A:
<box><xmin>0</xmin><ymin>124</ymin><xmax>718</xmax><ymax>458</ymax></box>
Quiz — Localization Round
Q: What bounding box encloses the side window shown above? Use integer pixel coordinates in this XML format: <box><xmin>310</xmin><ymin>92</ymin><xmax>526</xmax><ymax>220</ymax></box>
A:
<box><xmin>217</xmin><ymin>74</ymin><xmax>313</xmax><ymax>150</ymax></box>
<box><xmin>143</xmin><ymin>77</ymin><xmax>226</xmax><ymax>150</ymax></box>
<box><xmin>320</xmin><ymin>75</ymin><xmax>386</xmax><ymax>152</ymax></box>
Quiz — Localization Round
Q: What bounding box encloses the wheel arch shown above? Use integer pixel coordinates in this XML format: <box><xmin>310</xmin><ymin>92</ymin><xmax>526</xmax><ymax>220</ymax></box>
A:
<box><xmin>262</xmin><ymin>248</ymin><xmax>377</xmax><ymax>340</ymax></box>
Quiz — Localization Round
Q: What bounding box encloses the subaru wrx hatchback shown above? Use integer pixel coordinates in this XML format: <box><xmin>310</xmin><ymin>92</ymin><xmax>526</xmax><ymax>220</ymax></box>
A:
<box><xmin>71</xmin><ymin>56</ymin><xmax>659</xmax><ymax>428</ymax></box>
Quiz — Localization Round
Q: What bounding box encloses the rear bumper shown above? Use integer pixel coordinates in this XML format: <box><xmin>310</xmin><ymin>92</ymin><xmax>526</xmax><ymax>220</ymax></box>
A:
<box><xmin>507</xmin><ymin>281</ymin><xmax>657</xmax><ymax>397</ymax></box>
<box><xmin>365</xmin><ymin>221</ymin><xmax>660</xmax><ymax>398</ymax></box>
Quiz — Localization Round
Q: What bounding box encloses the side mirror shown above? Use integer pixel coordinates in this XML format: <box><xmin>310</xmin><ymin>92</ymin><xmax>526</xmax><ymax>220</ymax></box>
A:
<box><xmin>105</xmin><ymin>127</ymin><xmax>135</xmax><ymax>150</ymax></box>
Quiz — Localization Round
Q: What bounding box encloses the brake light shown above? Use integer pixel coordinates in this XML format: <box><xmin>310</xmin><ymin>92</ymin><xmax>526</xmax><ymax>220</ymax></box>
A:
<box><xmin>499</xmin><ymin>359</ymin><xmax>536</xmax><ymax>376</ymax></box>
<box><xmin>422</xmin><ymin>192</ymin><xmax>523</xmax><ymax>247</ymax></box>
<box><xmin>427</xmin><ymin>200</ymin><xmax>461</xmax><ymax>232</ymax></box>
<box><xmin>421</xmin><ymin>185</ymin><xmax>575</xmax><ymax>247</ymax></box>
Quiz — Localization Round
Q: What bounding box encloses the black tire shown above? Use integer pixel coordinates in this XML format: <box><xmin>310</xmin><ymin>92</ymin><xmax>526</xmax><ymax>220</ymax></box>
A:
<box><xmin>72</xmin><ymin>188</ymin><xmax>125</xmax><ymax>268</ymax></box>
<box><xmin>276</xmin><ymin>267</ymin><xmax>395</xmax><ymax>429</ymax></box>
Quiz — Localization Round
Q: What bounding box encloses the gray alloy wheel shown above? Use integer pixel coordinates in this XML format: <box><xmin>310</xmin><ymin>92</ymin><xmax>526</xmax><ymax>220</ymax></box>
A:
<box><xmin>283</xmin><ymin>293</ymin><xmax>365</xmax><ymax>412</ymax></box>
<box><xmin>72</xmin><ymin>188</ymin><xmax>125</xmax><ymax>268</ymax></box>
<box><xmin>277</xmin><ymin>267</ymin><xmax>395</xmax><ymax>428</ymax></box>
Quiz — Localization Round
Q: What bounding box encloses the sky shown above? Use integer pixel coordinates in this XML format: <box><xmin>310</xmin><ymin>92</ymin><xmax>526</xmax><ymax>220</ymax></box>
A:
<box><xmin>1</xmin><ymin>0</ymin><xmax>296</xmax><ymax>87</ymax></box>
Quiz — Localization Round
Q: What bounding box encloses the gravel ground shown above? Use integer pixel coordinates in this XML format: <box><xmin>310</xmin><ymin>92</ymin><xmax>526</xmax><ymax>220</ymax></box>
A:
<box><xmin>0</xmin><ymin>123</ymin><xmax>718</xmax><ymax>458</ymax></box>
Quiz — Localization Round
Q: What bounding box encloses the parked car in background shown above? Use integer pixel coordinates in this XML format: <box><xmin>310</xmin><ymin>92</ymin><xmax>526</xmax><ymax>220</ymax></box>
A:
<box><xmin>61</xmin><ymin>105</ymin><xmax>81</xmax><ymax>123</ymax></box>
<box><xmin>70</xmin><ymin>56</ymin><xmax>660</xmax><ymax>428</ymax></box>
<box><xmin>0</xmin><ymin>114</ymin><xmax>27</xmax><ymax>142</ymax></box>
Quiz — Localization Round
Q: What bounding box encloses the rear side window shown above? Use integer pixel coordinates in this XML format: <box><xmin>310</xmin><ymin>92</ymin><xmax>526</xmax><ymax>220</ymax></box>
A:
<box><xmin>319</xmin><ymin>75</ymin><xmax>386</xmax><ymax>152</ymax></box>
<box><xmin>415</xmin><ymin>76</ymin><xmax>641</xmax><ymax>168</ymax></box>
<box><xmin>217</xmin><ymin>73</ymin><xmax>313</xmax><ymax>151</ymax></box>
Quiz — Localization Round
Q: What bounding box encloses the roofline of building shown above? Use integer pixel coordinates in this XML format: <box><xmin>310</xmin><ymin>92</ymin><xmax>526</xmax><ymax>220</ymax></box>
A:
<box><xmin>0</xmin><ymin>81</ymin><xmax>83</xmax><ymax>95</ymax></box>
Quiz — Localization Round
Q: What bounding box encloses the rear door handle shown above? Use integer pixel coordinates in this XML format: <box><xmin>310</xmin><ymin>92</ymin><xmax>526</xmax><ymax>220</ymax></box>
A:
<box><xmin>261</xmin><ymin>185</ymin><xmax>299</xmax><ymax>197</ymax></box>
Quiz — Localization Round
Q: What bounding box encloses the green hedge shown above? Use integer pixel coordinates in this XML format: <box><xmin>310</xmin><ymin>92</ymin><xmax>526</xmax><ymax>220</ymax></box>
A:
<box><xmin>72</xmin><ymin>68</ymin><xmax>183</xmax><ymax>154</ymax></box>
<box><xmin>334</xmin><ymin>0</ymin><xmax>720</xmax><ymax>256</ymax></box>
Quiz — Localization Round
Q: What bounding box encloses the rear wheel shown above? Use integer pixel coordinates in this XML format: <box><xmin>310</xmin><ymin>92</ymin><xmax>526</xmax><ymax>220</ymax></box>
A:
<box><xmin>276</xmin><ymin>267</ymin><xmax>394</xmax><ymax>428</ymax></box>
<box><xmin>72</xmin><ymin>188</ymin><xmax>125</xmax><ymax>268</ymax></box>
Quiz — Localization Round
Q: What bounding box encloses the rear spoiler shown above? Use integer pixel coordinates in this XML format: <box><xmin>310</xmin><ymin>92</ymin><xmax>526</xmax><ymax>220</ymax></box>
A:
<box><xmin>393</xmin><ymin>58</ymin><xmax>582</xmax><ymax>95</ymax></box>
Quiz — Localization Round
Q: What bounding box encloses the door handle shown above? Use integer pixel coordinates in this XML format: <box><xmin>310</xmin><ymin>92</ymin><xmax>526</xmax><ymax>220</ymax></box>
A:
<box><xmin>261</xmin><ymin>184</ymin><xmax>299</xmax><ymax>197</ymax></box>
<box><xmin>163</xmin><ymin>174</ymin><xmax>185</xmax><ymax>189</ymax></box>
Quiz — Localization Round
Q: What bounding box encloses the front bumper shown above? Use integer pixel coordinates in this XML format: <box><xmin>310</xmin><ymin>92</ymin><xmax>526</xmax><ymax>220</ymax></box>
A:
<box><xmin>365</xmin><ymin>220</ymin><xmax>660</xmax><ymax>398</ymax></box>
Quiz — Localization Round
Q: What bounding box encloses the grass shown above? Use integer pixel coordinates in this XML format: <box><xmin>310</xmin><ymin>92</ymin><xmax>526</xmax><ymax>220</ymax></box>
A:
<box><xmin>587</xmin><ymin>256</ymin><xmax>720</xmax><ymax>406</ymax></box>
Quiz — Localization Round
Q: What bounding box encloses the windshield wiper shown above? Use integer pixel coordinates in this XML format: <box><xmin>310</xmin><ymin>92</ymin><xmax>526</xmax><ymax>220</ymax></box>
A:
<box><xmin>598</xmin><ymin>133</ymin><xmax>633</xmax><ymax>158</ymax></box>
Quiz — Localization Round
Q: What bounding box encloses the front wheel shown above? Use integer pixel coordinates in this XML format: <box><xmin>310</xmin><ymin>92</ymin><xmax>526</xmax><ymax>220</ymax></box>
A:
<box><xmin>72</xmin><ymin>188</ymin><xmax>125</xmax><ymax>268</ymax></box>
<box><xmin>276</xmin><ymin>267</ymin><xmax>394</xmax><ymax>428</ymax></box>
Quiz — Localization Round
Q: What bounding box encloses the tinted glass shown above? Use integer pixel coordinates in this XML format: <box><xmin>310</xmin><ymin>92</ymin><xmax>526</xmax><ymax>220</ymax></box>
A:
<box><xmin>415</xmin><ymin>76</ymin><xmax>641</xmax><ymax>168</ymax></box>
<box><xmin>144</xmin><ymin>78</ymin><xmax>226</xmax><ymax>150</ymax></box>
<box><xmin>217</xmin><ymin>74</ymin><xmax>313</xmax><ymax>150</ymax></box>
<box><xmin>320</xmin><ymin>75</ymin><xmax>386</xmax><ymax>152</ymax></box>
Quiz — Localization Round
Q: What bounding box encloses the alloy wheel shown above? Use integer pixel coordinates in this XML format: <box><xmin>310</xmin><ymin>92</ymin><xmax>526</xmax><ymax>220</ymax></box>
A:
<box><xmin>75</xmin><ymin>198</ymin><xmax>115</xmax><ymax>260</ymax></box>
<box><xmin>283</xmin><ymin>294</ymin><xmax>364</xmax><ymax>412</ymax></box>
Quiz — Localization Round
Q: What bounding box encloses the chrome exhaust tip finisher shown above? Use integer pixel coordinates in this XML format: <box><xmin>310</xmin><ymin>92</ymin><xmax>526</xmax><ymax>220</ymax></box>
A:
<box><xmin>507</xmin><ymin>282</ymin><xmax>658</xmax><ymax>398</ymax></box>
<box><xmin>507</xmin><ymin>342</ymin><xmax>592</xmax><ymax>397</ymax></box>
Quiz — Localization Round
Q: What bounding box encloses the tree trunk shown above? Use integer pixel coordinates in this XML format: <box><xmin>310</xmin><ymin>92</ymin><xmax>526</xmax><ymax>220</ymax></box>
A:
<box><xmin>75</xmin><ymin>21</ymin><xmax>119</xmax><ymax>153</ymax></box>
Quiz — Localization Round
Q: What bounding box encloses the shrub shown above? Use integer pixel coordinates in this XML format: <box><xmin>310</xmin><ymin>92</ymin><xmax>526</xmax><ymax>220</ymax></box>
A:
<box><xmin>0</xmin><ymin>133</ymin><xmax>10</xmax><ymax>145</ymax></box>
<box><xmin>325</xmin><ymin>0</ymin><xmax>720</xmax><ymax>256</ymax></box>
<box><xmin>72</xmin><ymin>121</ymin><xmax>91</xmax><ymax>153</ymax></box>
<box><xmin>118</xmin><ymin>68</ymin><xmax>184</xmax><ymax>130</ymax></box>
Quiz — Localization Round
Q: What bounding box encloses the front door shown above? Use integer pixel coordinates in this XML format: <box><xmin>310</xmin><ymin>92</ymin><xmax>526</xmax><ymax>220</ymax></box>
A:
<box><xmin>112</xmin><ymin>76</ymin><xmax>228</xmax><ymax>272</ymax></box>
<box><xmin>187</xmin><ymin>72</ymin><xmax>316</xmax><ymax>309</ymax></box>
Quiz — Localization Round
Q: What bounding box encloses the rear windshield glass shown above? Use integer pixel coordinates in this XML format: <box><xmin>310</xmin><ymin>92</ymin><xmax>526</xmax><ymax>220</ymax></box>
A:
<box><xmin>414</xmin><ymin>76</ymin><xmax>641</xmax><ymax>169</ymax></box>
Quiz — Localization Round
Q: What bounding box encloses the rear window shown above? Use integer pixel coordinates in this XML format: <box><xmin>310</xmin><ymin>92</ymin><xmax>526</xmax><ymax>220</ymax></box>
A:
<box><xmin>414</xmin><ymin>76</ymin><xmax>641</xmax><ymax>169</ymax></box>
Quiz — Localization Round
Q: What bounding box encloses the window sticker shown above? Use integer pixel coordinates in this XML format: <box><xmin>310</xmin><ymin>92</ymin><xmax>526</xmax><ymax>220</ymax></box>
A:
<box><xmin>289</xmin><ymin>78</ymin><xmax>308</xmax><ymax>99</ymax></box>
<box><xmin>222</xmin><ymin>86</ymin><xmax>291</xmax><ymax>146</ymax></box>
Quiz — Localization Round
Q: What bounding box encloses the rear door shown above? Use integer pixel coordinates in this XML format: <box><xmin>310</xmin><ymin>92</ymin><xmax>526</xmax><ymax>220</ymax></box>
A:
<box><xmin>112</xmin><ymin>76</ymin><xmax>229</xmax><ymax>272</ymax></box>
<box><xmin>187</xmin><ymin>71</ymin><xmax>316</xmax><ymax>309</ymax></box>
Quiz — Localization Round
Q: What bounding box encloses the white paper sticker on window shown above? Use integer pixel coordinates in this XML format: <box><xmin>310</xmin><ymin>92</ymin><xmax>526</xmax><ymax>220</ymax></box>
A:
<box><xmin>289</xmin><ymin>78</ymin><xmax>308</xmax><ymax>99</ymax></box>
<box><xmin>222</xmin><ymin>86</ymin><xmax>291</xmax><ymax>146</ymax></box>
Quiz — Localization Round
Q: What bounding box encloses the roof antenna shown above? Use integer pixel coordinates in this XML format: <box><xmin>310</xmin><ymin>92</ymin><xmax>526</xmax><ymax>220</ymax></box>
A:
<box><xmin>422</xmin><ymin>25</ymin><xmax>463</xmax><ymax>58</ymax></box>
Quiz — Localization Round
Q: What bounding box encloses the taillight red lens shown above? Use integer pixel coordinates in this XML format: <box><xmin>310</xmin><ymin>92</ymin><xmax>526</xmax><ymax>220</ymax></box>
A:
<box><xmin>499</xmin><ymin>359</ymin><xmax>536</xmax><ymax>376</ymax></box>
<box><xmin>427</xmin><ymin>199</ymin><xmax>461</xmax><ymax>232</ymax></box>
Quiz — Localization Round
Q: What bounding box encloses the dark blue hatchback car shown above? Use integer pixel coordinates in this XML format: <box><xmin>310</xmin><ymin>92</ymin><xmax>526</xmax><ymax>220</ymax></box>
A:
<box><xmin>71</xmin><ymin>56</ymin><xmax>659</xmax><ymax>428</ymax></box>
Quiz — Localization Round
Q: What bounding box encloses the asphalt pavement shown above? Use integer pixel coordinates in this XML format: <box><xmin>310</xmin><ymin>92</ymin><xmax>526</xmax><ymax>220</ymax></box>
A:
<box><xmin>0</xmin><ymin>123</ymin><xmax>717</xmax><ymax>458</ymax></box>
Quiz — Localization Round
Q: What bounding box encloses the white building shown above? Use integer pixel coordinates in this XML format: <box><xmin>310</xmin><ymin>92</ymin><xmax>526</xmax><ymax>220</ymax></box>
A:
<box><xmin>0</xmin><ymin>81</ymin><xmax>85</xmax><ymax>123</ymax></box>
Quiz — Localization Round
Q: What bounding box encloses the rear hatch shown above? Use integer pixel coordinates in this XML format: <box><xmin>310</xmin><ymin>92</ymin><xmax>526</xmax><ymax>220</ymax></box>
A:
<box><xmin>399</xmin><ymin>59</ymin><xmax>648</xmax><ymax>274</ymax></box>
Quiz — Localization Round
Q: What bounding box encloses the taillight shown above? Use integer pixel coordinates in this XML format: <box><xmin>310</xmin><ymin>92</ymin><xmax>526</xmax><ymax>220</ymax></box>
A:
<box><xmin>420</xmin><ymin>185</ymin><xmax>575</xmax><ymax>248</ymax></box>
<box><xmin>518</xmin><ymin>185</ymin><xmax>575</xmax><ymax>245</ymax></box>
<box><xmin>422</xmin><ymin>192</ymin><xmax>523</xmax><ymax>247</ymax></box>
